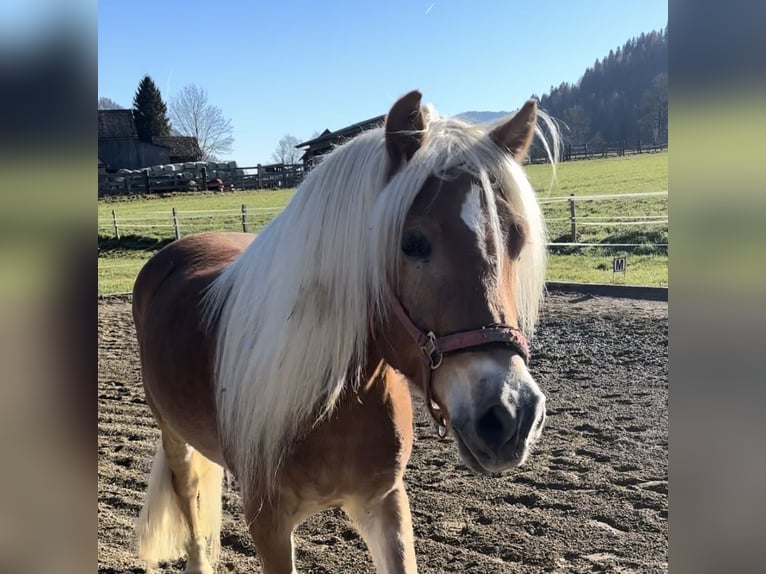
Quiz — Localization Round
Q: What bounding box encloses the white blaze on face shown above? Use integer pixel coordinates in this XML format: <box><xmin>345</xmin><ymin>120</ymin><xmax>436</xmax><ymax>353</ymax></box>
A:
<box><xmin>460</xmin><ymin>181</ymin><xmax>504</xmax><ymax>277</ymax></box>
<box><xmin>460</xmin><ymin>183</ymin><xmax>486</xmax><ymax>250</ymax></box>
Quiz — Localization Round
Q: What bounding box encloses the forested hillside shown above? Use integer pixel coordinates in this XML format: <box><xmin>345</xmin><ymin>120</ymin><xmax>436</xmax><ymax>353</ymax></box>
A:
<box><xmin>536</xmin><ymin>28</ymin><xmax>668</xmax><ymax>145</ymax></box>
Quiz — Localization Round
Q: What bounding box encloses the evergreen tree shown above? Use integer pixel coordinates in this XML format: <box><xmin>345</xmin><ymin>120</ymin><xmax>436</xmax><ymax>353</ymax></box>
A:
<box><xmin>131</xmin><ymin>75</ymin><xmax>171</xmax><ymax>141</ymax></box>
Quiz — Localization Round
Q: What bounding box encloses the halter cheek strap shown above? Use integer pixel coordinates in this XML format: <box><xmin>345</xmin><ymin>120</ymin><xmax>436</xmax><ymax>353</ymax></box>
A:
<box><xmin>384</xmin><ymin>288</ymin><xmax>530</xmax><ymax>437</ymax></box>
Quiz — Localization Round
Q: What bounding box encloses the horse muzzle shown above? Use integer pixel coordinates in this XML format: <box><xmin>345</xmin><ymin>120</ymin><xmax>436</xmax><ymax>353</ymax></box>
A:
<box><xmin>437</xmin><ymin>356</ymin><xmax>546</xmax><ymax>474</ymax></box>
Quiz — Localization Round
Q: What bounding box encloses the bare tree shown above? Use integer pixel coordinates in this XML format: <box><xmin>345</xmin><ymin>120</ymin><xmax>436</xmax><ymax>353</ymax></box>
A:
<box><xmin>170</xmin><ymin>84</ymin><xmax>234</xmax><ymax>161</ymax></box>
<box><xmin>98</xmin><ymin>97</ymin><xmax>124</xmax><ymax>110</ymax></box>
<box><xmin>272</xmin><ymin>134</ymin><xmax>301</xmax><ymax>164</ymax></box>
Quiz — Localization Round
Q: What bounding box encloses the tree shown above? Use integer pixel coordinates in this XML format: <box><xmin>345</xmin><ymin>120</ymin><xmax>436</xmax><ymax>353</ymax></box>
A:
<box><xmin>98</xmin><ymin>97</ymin><xmax>123</xmax><ymax>110</ymax></box>
<box><xmin>538</xmin><ymin>26</ymin><xmax>667</xmax><ymax>145</ymax></box>
<box><xmin>169</xmin><ymin>84</ymin><xmax>234</xmax><ymax>161</ymax></box>
<box><xmin>639</xmin><ymin>72</ymin><xmax>668</xmax><ymax>142</ymax></box>
<box><xmin>132</xmin><ymin>75</ymin><xmax>171</xmax><ymax>142</ymax></box>
<box><xmin>562</xmin><ymin>105</ymin><xmax>590</xmax><ymax>144</ymax></box>
<box><xmin>272</xmin><ymin>134</ymin><xmax>301</xmax><ymax>164</ymax></box>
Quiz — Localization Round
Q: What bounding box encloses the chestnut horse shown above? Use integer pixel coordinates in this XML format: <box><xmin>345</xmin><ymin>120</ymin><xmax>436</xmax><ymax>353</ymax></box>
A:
<box><xmin>132</xmin><ymin>90</ymin><xmax>557</xmax><ymax>573</ymax></box>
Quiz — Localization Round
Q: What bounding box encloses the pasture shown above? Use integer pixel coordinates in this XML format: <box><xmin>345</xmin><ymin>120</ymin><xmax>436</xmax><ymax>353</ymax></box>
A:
<box><xmin>99</xmin><ymin>291</ymin><xmax>668</xmax><ymax>572</ymax></box>
<box><xmin>97</xmin><ymin>153</ymin><xmax>668</xmax><ymax>295</ymax></box>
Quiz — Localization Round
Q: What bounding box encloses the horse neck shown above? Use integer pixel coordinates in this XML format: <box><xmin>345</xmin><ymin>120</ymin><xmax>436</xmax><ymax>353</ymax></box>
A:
<box><xmin>364</xmin><ymin>320</ymin><xmax>423</xmax><ymax>392</ymax></box>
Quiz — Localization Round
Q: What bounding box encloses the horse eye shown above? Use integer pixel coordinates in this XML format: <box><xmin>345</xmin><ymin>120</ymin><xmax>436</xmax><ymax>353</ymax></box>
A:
<box><xmin>401</xmin><ymin>231</ymin><xmax>432</xmax><ymax>259</ymax></box>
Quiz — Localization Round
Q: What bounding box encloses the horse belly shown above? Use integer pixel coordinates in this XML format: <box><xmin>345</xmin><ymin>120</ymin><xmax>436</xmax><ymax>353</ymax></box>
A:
<box><xmin>133</xmin><ymin>234</ymin><xmax>252</xmax><ymax>468</ymax></box>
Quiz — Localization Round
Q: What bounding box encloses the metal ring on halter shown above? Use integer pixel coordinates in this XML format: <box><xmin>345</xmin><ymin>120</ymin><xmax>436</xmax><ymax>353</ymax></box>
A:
<box><xmin>384</xmin><ymin>285</ymin><xmax>530</xmax><ymax>439</ymax></box>
<box><xmin>421</xmin><ymin>331</ymin><xmax>443</xmax><ymax>370</ymax></box>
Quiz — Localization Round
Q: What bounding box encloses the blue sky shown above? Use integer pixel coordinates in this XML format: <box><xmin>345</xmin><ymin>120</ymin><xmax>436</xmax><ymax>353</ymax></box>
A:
<box><xmin>98</xmin><ymin>1</ymin><xmax>667</xmax><ymax>163</ymax></box>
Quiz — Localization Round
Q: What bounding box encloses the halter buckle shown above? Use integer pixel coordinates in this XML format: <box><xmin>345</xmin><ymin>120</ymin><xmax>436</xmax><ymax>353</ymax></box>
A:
<box><xmin>422</xmin><ymin>331</ymin><xmax>443</xmax><ymax>370</ymax></box>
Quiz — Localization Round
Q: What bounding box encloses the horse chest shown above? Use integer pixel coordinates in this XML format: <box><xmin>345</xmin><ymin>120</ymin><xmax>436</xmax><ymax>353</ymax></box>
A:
<box><xmin>281</xmin><ymin>377</ymin><xmax>414</xmax><ymax>503</ymax></box>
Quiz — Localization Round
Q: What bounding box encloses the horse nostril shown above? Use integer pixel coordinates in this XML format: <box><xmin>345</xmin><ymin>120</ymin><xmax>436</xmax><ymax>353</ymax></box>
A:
<box><xmin>476</xmin><ymin>405</ymin><xmax>516</xmax><ymax>450</ymax></box>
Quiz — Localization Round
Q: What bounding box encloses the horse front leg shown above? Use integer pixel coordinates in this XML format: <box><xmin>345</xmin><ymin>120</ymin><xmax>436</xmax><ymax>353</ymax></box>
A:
<box><xmin>344</xmin><ymin>480</ymin><xmax>417</xmax><ymax>574</ymax></box>
<box><xmin>244</xmin><ymin>490</ymin><xmax>306</xmax><ymax>574</ymax></box>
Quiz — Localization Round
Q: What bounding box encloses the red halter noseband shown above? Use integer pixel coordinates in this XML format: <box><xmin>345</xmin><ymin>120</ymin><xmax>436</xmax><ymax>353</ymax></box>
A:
<box><xmin>384</xmin><ymin>288</ymin><xmax>530</xmax><ymax>437</ymax></box>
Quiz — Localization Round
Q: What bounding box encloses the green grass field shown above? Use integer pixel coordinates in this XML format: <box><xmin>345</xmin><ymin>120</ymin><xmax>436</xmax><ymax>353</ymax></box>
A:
<box><xmin>98</xmin><ymin>152</ymin><xmax>667</xmax><ymax>295</ymax></box>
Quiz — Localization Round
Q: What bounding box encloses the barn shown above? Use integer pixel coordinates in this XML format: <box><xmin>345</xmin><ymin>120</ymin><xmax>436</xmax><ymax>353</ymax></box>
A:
<box><xmin>98</xmin><ymin>109</ymin><xmax>202</xmax><ymax>171</ymax></box>
<box><xmin>295</xmin><ymin>115</ymin><xmax>385</xmax><ymax>171</ymax></box>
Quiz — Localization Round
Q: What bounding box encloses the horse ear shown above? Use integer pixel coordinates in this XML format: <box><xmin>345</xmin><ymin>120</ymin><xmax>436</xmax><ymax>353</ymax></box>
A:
<box><xmin>385</xmin><ymin>90</ymin><xmax>425</xmax><ymax>177</ymax></box>
<box><xmin>489</xmin><ymin>99</ymin><xmax>538</xmax><ymax>161</ymax></box>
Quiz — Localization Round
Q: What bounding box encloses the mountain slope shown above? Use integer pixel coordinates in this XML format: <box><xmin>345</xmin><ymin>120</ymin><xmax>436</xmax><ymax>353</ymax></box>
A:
<box><xmin>457</xmin><ymin>27</ymin><xmax>668</xmax><ymax>145</ymax></box>
<box><xmin>536</xmin><ymin>27</ymin><xmax>668</xmax><ymax>144</ymax></box>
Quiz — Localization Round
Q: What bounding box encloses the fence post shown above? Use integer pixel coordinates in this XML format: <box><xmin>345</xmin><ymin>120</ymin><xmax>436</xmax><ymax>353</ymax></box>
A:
<box><xmin>257</xmin><ymin>163</ymin><xmax>263</xmax><ymax>189</ymax></box>
<box><xmin>111</xmin><ymin>209</ymin><xmax>120</xmax><ymax>239</ymax></box>
<box><xmin>143</xmin><ymin>170</ymin><xmax>150</xmax><ymax>193</ymax></box>
<box><xmin>172</xmin><ymin>207</ymin><xmax>180</xmax><ymax>240</ymax></box>
<box><xmin>569</xmin><ymin>193</ymin><xmax>577</xmax><ymax>243</ymax></box>
<box><xmin>241</xmin><ymin>204</ymin><xmax>248</xmax><ymax>232</ymax></box>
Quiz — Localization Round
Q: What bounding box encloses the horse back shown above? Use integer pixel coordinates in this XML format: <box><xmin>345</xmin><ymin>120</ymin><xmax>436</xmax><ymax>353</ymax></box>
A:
<box><xmin>132</xmin><ymin>232</ymin><xmax>255</xmax><ymax>464</ymax></box>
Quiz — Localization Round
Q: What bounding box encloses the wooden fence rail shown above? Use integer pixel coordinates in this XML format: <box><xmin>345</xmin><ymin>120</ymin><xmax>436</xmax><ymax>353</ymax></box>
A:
<box><xmin>100</xmin><ymin>191</ymin><xmax>668</xmax><ymax>247</ymax></box>
<box><xmin>529</xmin><ymin>139</ymin><xmax>667</xmax><ymax>164</ymax></box>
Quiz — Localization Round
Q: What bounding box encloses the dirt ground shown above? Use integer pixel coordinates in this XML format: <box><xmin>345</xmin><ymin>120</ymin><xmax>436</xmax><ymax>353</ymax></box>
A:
<box><xmin>98</xmin><ymin>292</ymin><xmax>667</xmax><ymax>573</ymax></box>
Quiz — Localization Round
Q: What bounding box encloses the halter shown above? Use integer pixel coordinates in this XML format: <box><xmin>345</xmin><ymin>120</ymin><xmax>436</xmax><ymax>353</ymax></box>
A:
<box><xmin>385</xmin><ymin>288</ymin><xmax>530</xmax><ymax>437</ymax></box>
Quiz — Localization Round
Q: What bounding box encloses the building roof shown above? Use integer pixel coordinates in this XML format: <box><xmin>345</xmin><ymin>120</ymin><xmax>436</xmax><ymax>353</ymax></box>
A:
<box><xmin>296</xmin><ymin>115</ymin><xmax>385</xmax><ymax>149</ymax></box>
<box><xmin>98</xmin><ymin>109</ymin><xmax>137</xmax><ymax>140</ymax></box>
<box><xmin>295</xmin><ymin>129</ymin><xmax>332</xmax><ymax>149</ymax></box>
<box><xmin>152</xmin><ymin>136</ymin><xmax>203</xmax><ymax>160</ymax></box>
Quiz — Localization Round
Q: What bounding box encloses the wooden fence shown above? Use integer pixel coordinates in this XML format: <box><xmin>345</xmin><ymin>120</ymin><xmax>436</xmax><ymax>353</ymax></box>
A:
<box><xmin>98</xmin><ymin>140</ymin><xmax>666</xmax><ymax>196</ymax></box>
<box><xmin>100</xmin><ymin>204</ymin><xmax>283</xmax><ymax>241</ymax></box>
<box><xmin>98</xmin><ymin>162</ymin><xmax>305</xmax><ymax>197</ymax></box>
<box><xmin>99</xmin><ymin>191</ymin><xmax>668</xmax><ymax>248</ymax></box>
<box><xmin>537</xmin><ymin>190</ymin><xmax>668</xmax><ymax>246</ymax></box>
<box><xmin>529</xmin><ymin>139</ymin><xmax>667</xmax><ymax>164</ymax></box>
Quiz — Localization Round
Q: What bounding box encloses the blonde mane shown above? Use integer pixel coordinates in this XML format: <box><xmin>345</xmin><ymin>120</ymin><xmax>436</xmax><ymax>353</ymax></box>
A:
<box><xmin>202</xmin><ymin>104</ymin><xmax>558</xmax><ymax>496</ymax></box>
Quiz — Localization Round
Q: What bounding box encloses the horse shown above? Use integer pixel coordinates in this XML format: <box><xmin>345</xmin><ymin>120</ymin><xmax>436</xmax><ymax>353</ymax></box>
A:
<box><xmin>132</xmin><ymin>89</ymin><xmax>556</xmax><ymax>574</ymax></box>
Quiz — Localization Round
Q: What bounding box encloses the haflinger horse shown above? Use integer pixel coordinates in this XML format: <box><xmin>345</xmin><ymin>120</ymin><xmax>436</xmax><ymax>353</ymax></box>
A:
<box><xmin>132</xmin><ymin>90</ymin><xmax>557</xmax><ymax>574</ymax></box>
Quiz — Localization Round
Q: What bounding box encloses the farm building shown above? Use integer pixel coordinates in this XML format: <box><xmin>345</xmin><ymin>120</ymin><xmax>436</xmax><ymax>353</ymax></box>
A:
<box><xmin>98</xmin><ymin>109</ymin><xmax>202</xmax><ymax>171</ymax></box>
<box><xmin>296</xmin><ymin>114</ymin><xmax>385</xmax><ymax>171</ymax></box>
<box><xmin>151</xmin><ymin>136</ymin><xmax>204</xmax><ymax>164</ymax></box>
